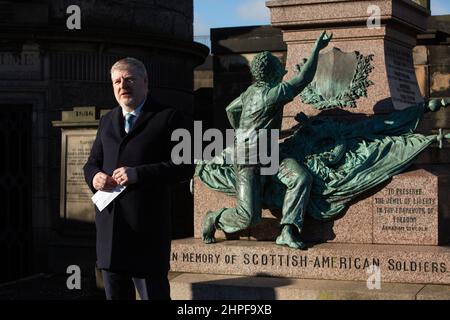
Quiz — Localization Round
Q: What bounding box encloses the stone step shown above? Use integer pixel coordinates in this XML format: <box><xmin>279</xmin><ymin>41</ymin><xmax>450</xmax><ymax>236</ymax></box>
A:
<box><xmin>169</xmin><ymin>272</ymin><xmax>450</xmax><ymax>300</ymax></box>
<box><xmin>193</xmin><ymin>165</ymin><xmax>450</xmax><ymax>245</ymax></box>
<box><xmin>171</xmin><ymin>238</ymin><xmax>450</xmax><ymax>284</ymax></box>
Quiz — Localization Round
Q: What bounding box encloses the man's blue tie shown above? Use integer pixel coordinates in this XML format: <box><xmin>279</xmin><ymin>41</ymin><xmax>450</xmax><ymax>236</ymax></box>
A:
<box><xmin>124</xmin><ymin>113</ymin><xmax>136</xmax><ymax>134</ymax></box>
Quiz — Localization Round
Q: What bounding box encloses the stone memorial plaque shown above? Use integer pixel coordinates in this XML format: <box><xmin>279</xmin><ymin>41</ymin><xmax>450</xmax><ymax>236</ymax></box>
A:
<box><xmin>171</xmin><ymin>239</ymin><xmax>450</xmax><ymax>285</ymax></box>
<box><xmin>385</xmin><ymin>43</ymin><xmax>424</xmax><ymax>110</ymax></box>
<box><xmin>62</xmin><ymin>106</ymin><xmax>96</xmax><ymax>122</ymax></box>
<box><xmin>60</xmin><ymin>129</ymin><xmax>97</xmax><ymax>222</ymax></box>
<box><xmin>373</xmin><ymin>169</ymin><xmax>438</xmax><ymax>245</ymax></box>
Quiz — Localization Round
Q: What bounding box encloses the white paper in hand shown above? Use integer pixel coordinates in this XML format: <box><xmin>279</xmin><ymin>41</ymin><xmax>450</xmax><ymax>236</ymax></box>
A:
<box><xmin>91</xmin><ymin>185</ymin><xmax>126</xmax><ymax>212</ymax></box>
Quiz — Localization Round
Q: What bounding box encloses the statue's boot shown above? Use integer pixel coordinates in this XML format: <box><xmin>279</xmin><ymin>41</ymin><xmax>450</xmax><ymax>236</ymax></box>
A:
<box><xmin>276</xmin><ymin>224</ymin><xmax>306</xmax><ymax>250</ymax></box>
<box><xmin>202</xmin><ymin>210</ymin><xmax>221</xmax><ymax>244</ymax></box>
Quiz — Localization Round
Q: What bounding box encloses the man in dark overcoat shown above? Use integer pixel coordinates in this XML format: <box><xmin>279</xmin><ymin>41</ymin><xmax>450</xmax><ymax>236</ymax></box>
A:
<box><xmin>84</xmin><ymin>57</ymin><xmax>191</xmax><ymax>300</ymax></box>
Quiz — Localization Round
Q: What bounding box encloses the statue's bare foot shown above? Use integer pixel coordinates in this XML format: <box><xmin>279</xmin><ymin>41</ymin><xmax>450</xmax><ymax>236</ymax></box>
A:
<box><xmin>276</xmin><ymin>225</ymin><xmax>306</xmax><ymax>250</ymax></box>
<box><xmin>202</xmin><ymin>211</ymin><xmax>217</xmax><ymax>244</ymax></box>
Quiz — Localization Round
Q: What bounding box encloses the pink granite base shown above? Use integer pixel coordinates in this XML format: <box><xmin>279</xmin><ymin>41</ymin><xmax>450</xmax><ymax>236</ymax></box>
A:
<box><xmin>194</xmin><ymin>166</ymin><xmax>449</xmax><ymax>245</ymax></box>
<box><xmin>171</xmin><ymin>238</ymin><xmax>450</xmax><ymax>285</ymax></box>
<box><xmin>193</xmin><ymin>176</ymin><xmax>372</xmax><ymax>243</ymax></box>
<box><xmin>249</xmin><ymin>195</ymin><xmax>373</xmax><ymax>243</ymax></box>
<box><xmin>373</xmin><ymin>168</ymin><xmax>438</xmax><ymax>245</ymax></box>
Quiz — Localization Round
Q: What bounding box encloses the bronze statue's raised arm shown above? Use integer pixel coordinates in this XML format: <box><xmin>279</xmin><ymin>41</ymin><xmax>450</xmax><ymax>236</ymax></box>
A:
<box><xmin>265</xmin><ymin>31</ymin><xmax>332</xmax><ymax>107</ymax></box>
<box><xmin>286</xmin><ymin>30</ymin><xmax>333</xmax><ymax>95</ymax></box>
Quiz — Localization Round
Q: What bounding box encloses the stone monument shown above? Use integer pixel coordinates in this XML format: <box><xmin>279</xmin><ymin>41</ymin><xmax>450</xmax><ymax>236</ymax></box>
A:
<box><xmin>170</xmin><ymin>0</ymin><xmax>450</xmax><ymax>298</ymax></box>
<box><xmin>52</xmin><ymin>107</ymin><xmax>108</xmax><ymax>224</ymax></box>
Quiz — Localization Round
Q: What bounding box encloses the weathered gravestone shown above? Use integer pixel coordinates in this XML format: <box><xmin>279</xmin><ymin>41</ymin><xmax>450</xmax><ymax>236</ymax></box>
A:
<box><xmin>53</xmin><ymin>107</ymin><xmax>107</xmax><ymax>223</ymax></box>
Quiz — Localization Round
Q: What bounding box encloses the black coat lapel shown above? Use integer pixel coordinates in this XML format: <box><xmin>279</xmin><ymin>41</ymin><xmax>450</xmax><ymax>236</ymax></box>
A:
<box><xmin>111</xmin><ymin>106</ymin><xmax>126</xmax><ymax>139</ymax></box>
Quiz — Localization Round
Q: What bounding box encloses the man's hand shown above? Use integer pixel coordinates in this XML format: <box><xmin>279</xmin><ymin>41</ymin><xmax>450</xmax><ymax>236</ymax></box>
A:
<box><xmin>315</xmin><ymin>30</ymin><xmax>333</xmax><ymax>50</ymax></box>
<box><xmin>112</xmin><ymin>167</ymin><xmax>138</xmax><ymax>186</ymax></box>
<box><xmin>93</xmin><ymin>172</ymin><xmax>118</xmax><ymax>191</ymax></box>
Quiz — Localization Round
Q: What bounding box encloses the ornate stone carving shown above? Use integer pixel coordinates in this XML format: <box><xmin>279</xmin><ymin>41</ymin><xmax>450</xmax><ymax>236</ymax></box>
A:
<box><xmin>299</xmin><ymin>48</ymin><xmax>374</xmax><ymax>109</ymax></box>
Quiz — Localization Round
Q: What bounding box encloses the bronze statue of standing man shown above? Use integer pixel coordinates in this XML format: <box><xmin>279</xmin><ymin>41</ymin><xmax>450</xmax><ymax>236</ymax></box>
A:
<box><xmin>202</xmin><ymin>31</ymin><xmax>333</xmax><ymax>249</ymax></box>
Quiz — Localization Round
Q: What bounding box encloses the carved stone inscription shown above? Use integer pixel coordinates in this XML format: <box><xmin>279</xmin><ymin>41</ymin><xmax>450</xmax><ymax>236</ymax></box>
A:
<box><xmin>62</xmin><ymin>130</ymin><xmax>96</xmax><ymax>222</ymax></box>
<box><xmin>385</xmin><ymin>44</ymin><xmax>423</xmax><ymax>109</ymax></box>
<box><xmin>373</xmin><ymin>177</ymin><xmax>438</xmax><ymax>245</ymax></box>
<box><xmin>170</xmin><ymin>240</ymin><xmax>450</xmax><ymax>284</ymax></box>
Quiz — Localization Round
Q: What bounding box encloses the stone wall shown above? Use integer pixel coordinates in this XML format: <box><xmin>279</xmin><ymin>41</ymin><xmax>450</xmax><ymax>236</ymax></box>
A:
<box><xmin>0</xmin><ymin>0</ymin><xmax>207</xmax><ymax>280</ymax></box>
